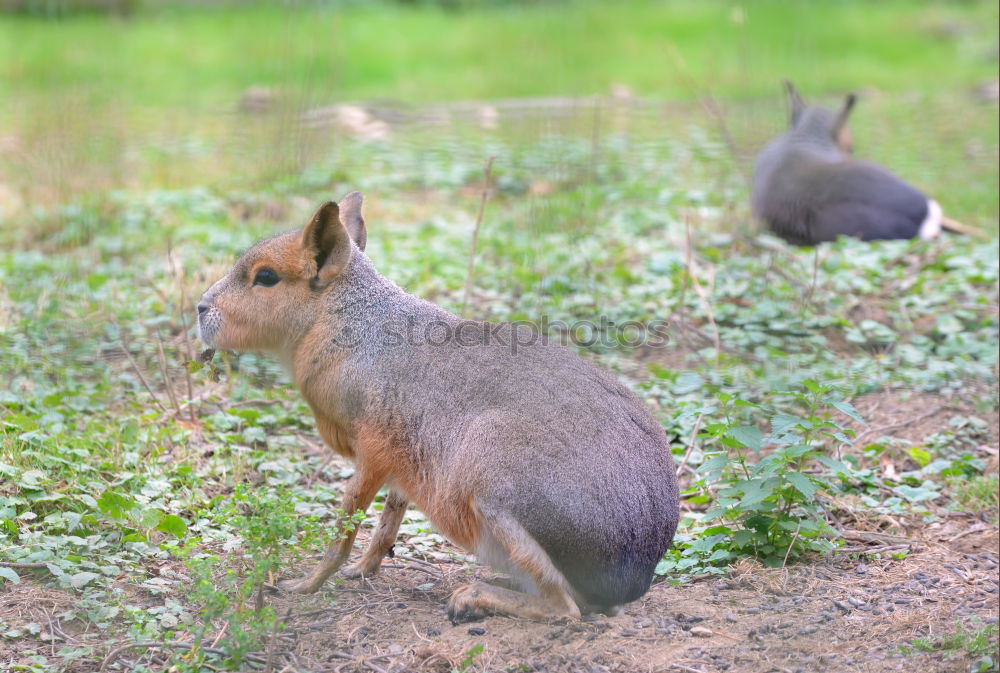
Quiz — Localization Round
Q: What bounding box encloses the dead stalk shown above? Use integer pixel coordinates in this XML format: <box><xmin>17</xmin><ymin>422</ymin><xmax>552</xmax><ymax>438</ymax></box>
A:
<box><xmin>461</xmin><ymin>155</ymin><xmax>496</xmax><ymax>317</ymax></box>
<box><xmin>178</xmin><ymin>292</ymin><xmax>198</xmax><ymax>423</ymax></box>
<box><xmin>781</xmin><ymin>519</ymin><xmax>803</xmax><ymax>571</ymax></box>
<box><xmin>676</xmin><ymin>412</ymin><xmax>704</xmax><ymax>478</ymax></box>
<box><xmin>806</xmin><ymin>247</ymin><xmax>820</xmax><ymax>305</ymax></box>
<box><xmin>685</xmin><ymin>216</ymin><xmax>721</xmax><ymax>369</ymax></box>
<box><xmin>155</xmin><ymin>333</ymin><xmax>182</xmax><ymax>416</ymax></box>
<box><xmin>666</xmin><ymin>43</ymin><xmax>746</xmax><ymax>181</ymax></box>
<box><xmin>168</xmin><ymin>243</ymin><xmax>199</xmax><ymax>423</ymax></box>
<box><xmin>120</xmin><ymin>340</ymin><xmax>168</xmax><ymax>414</ymax></box>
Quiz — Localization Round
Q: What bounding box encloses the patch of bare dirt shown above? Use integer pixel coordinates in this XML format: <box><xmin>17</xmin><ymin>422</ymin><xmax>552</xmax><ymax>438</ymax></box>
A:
<box><xmin>3</xmin><ymin>526</ymin><xmax>997</xmax><ymax>673</ymax></box>
<box><xmin>257</xmin><ymin>533</ymin><xmax>997</xmax><ymax>673</ymax></box>
<box><xmin>849</xmin><ymin>388</ymin><xmax>996</xmax><ymax>447</ymax></box>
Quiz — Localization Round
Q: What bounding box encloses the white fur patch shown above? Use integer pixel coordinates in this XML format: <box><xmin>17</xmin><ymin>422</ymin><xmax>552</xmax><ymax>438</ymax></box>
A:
<box><xmin>919</xmin><ymin>200</ymin><xmax>943</xmax><ymax>240</ymax></box>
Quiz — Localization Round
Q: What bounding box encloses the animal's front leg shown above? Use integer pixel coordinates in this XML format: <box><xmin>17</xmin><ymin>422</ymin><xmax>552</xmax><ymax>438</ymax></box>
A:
<box><xmin>279</xmin><ymin>466</ymin><xmax>385</xmax><ymax>594</ymax></box>
<box><xmin>340</xmin><ymin>489</ymin><xmax>409</xmax><ymax>578</ymax></box>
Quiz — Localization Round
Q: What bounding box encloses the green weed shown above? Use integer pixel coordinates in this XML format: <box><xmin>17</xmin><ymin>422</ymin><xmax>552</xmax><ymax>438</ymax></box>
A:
<box><xmin>903</xmin><ymin>620</ymin><xmax>999</xmax><ymax>672</ymax></box>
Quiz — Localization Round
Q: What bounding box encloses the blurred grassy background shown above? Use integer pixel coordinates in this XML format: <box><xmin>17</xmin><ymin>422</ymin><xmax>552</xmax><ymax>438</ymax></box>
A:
<box><xmin>4</xmin><ymin>0</ymin><xmax>998</xmax><ymax>104</ymax></box>
<box><xmin>0</xmin><ymin>0</ymin><xmax>997</xmax><ymax>221</ymax></box>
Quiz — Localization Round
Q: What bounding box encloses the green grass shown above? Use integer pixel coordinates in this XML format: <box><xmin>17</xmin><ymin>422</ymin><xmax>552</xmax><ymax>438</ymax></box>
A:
<box><xmin>3</xmin><ymin>0</ymin><xmax>997</xmax><ymax>107</ymax></box>
<box><xmin>904</xmin><ymin>620</ymin><xmax>999</xmax><ymax>671</ymax></box>
<box><xmin>1</xmin><ymin>0</ymin><xmax>997</xmax><ymax>221</ymax></box>
<box><xmin>948</xmin><ymin>474</ymin><xmax>1000</xmax><ymax>521</ymax></box>
<box><xmin>0</xmin><ymin>130</ymin><xmax>998</xmax><ymax>670</ymax></box>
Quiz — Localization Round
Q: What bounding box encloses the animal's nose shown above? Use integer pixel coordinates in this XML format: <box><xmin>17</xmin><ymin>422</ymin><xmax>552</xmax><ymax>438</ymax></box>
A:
<box><xmin>197</xmin><ymin>302</ymin><xmax>210</xmax><ymax>315</ymax></box>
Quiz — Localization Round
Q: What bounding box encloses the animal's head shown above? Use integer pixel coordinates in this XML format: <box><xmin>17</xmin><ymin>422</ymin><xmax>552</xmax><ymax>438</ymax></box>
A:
<box><xmin>784</xmin><ymin>80</ymin><xmax>856</xmax><ymax>154</ymax></box>
<box><xmin>197</xmin><ymin>192</ymin><xmax>367</xmax><ymax>352</ymax></box>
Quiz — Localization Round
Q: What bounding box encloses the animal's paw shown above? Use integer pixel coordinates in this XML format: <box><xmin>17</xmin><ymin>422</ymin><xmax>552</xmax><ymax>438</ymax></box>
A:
<box><xmin>339</xmin><ymin>560</ymin><xmax>380</xmax><ymax>580</ymax></box>
<box><xmin>276</xmin><ymin>576</ymin><xmax>323</xmax><ymax>594</ymax></box>
<box><xmin>447</xmin><ymin>583</ymin><xmax>492</xmax><ymax>624</ymax></box>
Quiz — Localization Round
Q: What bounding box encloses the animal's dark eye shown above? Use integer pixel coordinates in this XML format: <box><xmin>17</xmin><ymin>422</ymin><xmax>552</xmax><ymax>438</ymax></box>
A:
<box><xmin>253</xmin><ymin>268</ymin><xmax>280</xmax><ymax>287</ymax></box>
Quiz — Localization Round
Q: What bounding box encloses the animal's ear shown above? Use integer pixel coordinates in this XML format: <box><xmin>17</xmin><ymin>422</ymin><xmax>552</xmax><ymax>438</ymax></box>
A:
<box><xmin>783</xmin><ymin>79</ymin><xmax>805</xmax><ymax>126</ymax></box>
<box><xmin>301</xmin><ymin>200</ymin><xmax>354</xmax><ymax>284</ymax></box>
<box><xmin>338</xmin><ymin>191</ymin><xmax>367</xmax><ymax>252</ymax></box>
<box><xmin>832</xmin><ymin>93</ymin><xmax>857</xmax><ymax>138</ymax></box>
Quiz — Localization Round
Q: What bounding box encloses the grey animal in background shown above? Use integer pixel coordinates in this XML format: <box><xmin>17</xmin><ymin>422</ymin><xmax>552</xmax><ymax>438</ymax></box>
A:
<box><xmin>752</xmin><ymin>81</ymin><xmax>970</xmax><ymax>246</ymax></box>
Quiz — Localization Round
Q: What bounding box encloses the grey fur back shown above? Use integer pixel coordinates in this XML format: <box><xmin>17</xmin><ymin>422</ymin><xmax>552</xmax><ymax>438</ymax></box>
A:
<box><xmin>325</xmin><ymin>253</ymin><xmax>679</xmax><ymax>607</ymax></box>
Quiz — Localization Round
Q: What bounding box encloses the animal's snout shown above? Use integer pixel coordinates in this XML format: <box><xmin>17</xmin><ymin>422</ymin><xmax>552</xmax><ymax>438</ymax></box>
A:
<box><xmin>196</xmin><ymin>292</ymin><xmax>218</xmax><ymax>346</ymax></box>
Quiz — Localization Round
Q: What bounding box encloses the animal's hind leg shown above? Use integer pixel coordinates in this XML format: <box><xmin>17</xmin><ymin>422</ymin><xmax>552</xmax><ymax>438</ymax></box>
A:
<box><xmin>448</xmin><ymin>582</ymin><xmax>579</xmax><ymax>623</ymax></box>
<box><xmin>447</xmin><ymin>508</ymin><xmax>580</xmax><ymax>623</ymax></box>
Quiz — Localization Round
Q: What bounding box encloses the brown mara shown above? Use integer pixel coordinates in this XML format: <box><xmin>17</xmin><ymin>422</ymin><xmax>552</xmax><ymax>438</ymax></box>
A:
<box><xmin>196</xmin><ymin>192</ymin><xmax>679</xmax><ymax>622</ymax></box>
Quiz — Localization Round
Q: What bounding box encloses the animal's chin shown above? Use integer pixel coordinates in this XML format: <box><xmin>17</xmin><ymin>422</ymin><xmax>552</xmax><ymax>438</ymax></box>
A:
<box><xmin>202</xmin><ymin>330</ymin><xmax>254</xmax><ymax>353</ymax></box>
<box><xmin>196</xmin><ymin>319</ymin><xmax>217</xmax><ymax>348</ymax></box>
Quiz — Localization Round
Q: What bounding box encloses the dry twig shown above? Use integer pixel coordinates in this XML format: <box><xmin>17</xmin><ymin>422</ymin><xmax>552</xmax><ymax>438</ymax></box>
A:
<box><xmin>461</xmin><ymin>156</ymin><xmax>496</xmax><ymax>317</ymax></box>
<box><xmin>155</xmin><ymin>333</ymin><xmax>182</xmax><ymax>416</ymax></box>
<box><xmin>119</xmin><ymin>341</ymin><xmax>168</xmax><ymax>414</ymax></box>
<box><xmin>684</xmin><ymin>216</ymin><xmax>721</xmax><ymax>369</ymax></box>
<box><xmin>676</xmin><ymin>412</ymin><xmax>704</xmax><ymax>479</ymax></box>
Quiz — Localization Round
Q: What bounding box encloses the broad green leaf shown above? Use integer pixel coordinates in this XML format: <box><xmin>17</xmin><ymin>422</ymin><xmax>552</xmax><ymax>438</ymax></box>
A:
<box><xmin>894</xmin><ymin>483</ymin><xmax>939</xmax><ymax>503</ymax></box>
<box><xmin>97</xmin><ymin>491</ymin><xmax>137</xmax><ymax>520</ymax></box>
<box><xmin>702</xmin><ymin>525</ymin><xmax>733</xmax><ymax>536</ymax></box>
<box><xmin>831</xmin><ymin>400</ymin><xmax>866</xmax><ymax>425</ymax></box>
<box><xmin>140</xmin><ymin>508</ymin><xmax>164</xmax><ymax>529</ymax></box>
<box><xmin>907</xmin><ymin>447</ymin><xmax>932</xmax><ymax>467</ymax></box>
<box><xmin>830</xmin><ymin>431</ymin><xmax>855</xmax><ymax>445</ymax></box>
<box><xmin>672</xmin><ymin>372</ymin><xmax>704</xmax><ymax>395</ymax></box>
<box><xmin>156</xmin><ymin>515</ymin><xmax>188</xmax><ymax>538</ymax></box>
<box><xmin>739</xmin><ymin>483</ymin><xmax>771</xmax><ymax>509</ymax></box>
<box><xmin>817</xmin><ymin>455</ymin><xmax>851</xmax><ymax>474</ymax></box>
<box><xmin>728</xmin><ymin>425</ymin><xmax>763</xmax><ymax>451</ymax></box>
<box><xmin>935</xmin><ymin>314</ymin><xmax>963</xmax><ymax>335</ymax></box>
<box><xmin>802</xmin><ymin>380</ymin><xmax>823</xmax><ymax>394</ymax></box>
<box><xmin>784</xmin><ymin>472</ymin><xmax>816</xmax><ymax>500</ymax></box>
<box><xmin>797</xmin><ymin>519</ymin><xmax>823</xmax><ymax>533</ymax></box>
<box><xmin>752</xmin><ymin>457</ymin><xmax>783</xmax><ymax>478</ymax></box>
<box><xmin>18</xmin><ymin>470</ymin><xmax>47</xmax><ymax>490</ymax></box>
<box><xmin>781</xmin><ymin>444</ymin><xmax>814</xmax><ymax>460</ymax></box>
<box><xmin>77</xmin><ymin>494</ymin><xmax>98</xmax><ymax>509</ymax></box>
<box><xmin>744</xmin><ymin>514</ymin><xmax>774</xmax><ymax>532</ymax></box>
<box><xmin>770</xmin><ymin>414</ymin><xmax>804</xmax><ymax>438</ymax></box>
<box><xmin>695</xmin><ymin>455</ymin><xmax>730</xmax><ymax>474</ymax></box>
<box><xmin>70</xmin><ymin>572</ymin><xmax>99</xmax><ymax>589</ymax></box>
<box><xmin>0</xmin><ymin>567</ymin><xmax>20</xmax><ymax>584</ymax></box>
<box><xmin>676</xmin><ymin>405</ymin><xmax>716</xmax><ymax>420</ymax></box>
